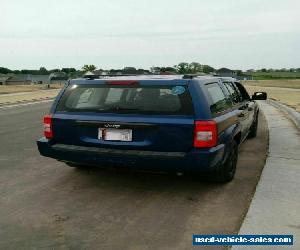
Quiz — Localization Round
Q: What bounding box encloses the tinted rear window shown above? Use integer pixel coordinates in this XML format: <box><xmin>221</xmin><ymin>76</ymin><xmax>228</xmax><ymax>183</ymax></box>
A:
<box><xmin>56</xmin><ymin>84</ymin><xmax>194</xmax><ymax>115</ymax></box>
<box><xmin>223</xmin><ymin>82</ymin><xmax>241</xmax><ymax>103</ymax></box>
<box><xmin>205</xmin><ymin>82</ymin><xmax>231</xmax><ymax>114</ymax></box>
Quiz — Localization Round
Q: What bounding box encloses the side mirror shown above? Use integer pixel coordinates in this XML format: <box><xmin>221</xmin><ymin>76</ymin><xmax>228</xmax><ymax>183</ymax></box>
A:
<box><xmin>252</xmin><ymin>91</ymin><xmax>267</xmax><ymax>100</ymax></box>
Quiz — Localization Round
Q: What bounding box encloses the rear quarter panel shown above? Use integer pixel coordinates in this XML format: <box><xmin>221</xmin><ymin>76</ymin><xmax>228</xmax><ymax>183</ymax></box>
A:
<box><xmin>192</xmin><ymin>79</ymin><xmax>242</xmax><ymax>163</ymax></box>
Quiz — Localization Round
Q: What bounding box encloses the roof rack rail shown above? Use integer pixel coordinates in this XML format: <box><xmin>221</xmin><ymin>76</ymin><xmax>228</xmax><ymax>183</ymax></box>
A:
<box><xmin>182</xmin><ymin>74</ymin><xmax>196</xmax><ymax>79</ymax></box>
<box><xmin>82</xmin><ymin>74</ymin><xmax>193</xmax><ymax>80</ymax></box>
<box><xmin>182</xmin><ymin>74</ymin><xmax>211</xmax><ymax>79</ymax></box>
<box><xmin>83</xmin><ymin>75</ymin><xmax>101</xmax><ymax>79</ymax></box>
<box><xmin>83</xmin><ymin>74</ymin><xmax>152</xmax><ymax>79</ymax></box>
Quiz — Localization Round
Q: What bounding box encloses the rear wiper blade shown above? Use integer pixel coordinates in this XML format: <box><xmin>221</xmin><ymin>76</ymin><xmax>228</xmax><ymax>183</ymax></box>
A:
<box><xmin>108</xmin><ymin>106</ymin><xmax>140</xmax><ymax>111</ymax></box>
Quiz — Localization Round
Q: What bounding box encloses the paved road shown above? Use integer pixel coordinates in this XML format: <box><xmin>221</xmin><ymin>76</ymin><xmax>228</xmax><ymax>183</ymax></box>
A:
<box><xmin>0</xmin><ymin>102</ymin><xmax>268</xmax><ymax>250</ymax></box>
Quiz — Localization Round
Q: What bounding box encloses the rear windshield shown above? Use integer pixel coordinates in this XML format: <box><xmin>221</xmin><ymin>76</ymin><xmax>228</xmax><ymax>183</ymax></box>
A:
<box><xmin>56</xmin><ymin>84</ymin><xmax>194</xmax><ymax>115</ymax></box>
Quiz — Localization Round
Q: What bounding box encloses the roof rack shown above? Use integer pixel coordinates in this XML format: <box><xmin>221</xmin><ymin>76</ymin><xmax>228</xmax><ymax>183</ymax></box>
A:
<box><xmin>182</xmin><ymin>74</ymin><xmax>214</xmax><ymax>79</ymax></box>
<box><xmin>81</xmin><ymin>74</ymin><xmax>216</xmax><ymax>80</ymax></box>
<box><xmin>82</xmin><ymin>74</ymin><xmax>186</xmax><ymax>80</ymax></box>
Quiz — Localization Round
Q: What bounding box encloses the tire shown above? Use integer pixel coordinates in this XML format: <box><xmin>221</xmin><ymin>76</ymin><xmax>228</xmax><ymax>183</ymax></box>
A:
<box><xmin>213</xmin><ymin>141</ymin><xmax>238</xmax><ymax>183</ymax></box>
<box><xmin>248</xmin><ymin>113</ymin><xmax>259</xmax><ymax>138</ymax></box>
<box><xmin>65</xmin><ymin>162</ymin><xmax>89</xmax><ymax>169</ymax></box>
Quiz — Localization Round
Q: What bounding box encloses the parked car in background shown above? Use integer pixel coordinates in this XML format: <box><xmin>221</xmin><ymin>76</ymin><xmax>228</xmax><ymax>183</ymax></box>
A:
<box><xmin>37</xmin><ymin>75</ymin><xmax>267</xmax><ymax>182</ymax></box>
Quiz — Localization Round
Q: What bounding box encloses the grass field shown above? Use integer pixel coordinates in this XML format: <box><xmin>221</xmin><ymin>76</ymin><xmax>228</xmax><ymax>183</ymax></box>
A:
<box><xmin>245</xmin><ymin>86</ymin><xmax>300</xmax><ymax>111</ymax></box>
<box><xmin>242</xmin><ymin>79</ymin><xmax>300</xmax><ymax>89</ymax></box>
<box><xmin>249</xmin><ymin>71</ymin><xmax>300</xmax><ymax>79</ymax></box>
<box><xmin>0</xmin><ymin>84</ymin><xmax>63</xmax><ymax>95</ymax></box>
<box><xmin>242</xmin><ymin>80</ymin><xmax>300</xmax><ymax>111</ymax></box>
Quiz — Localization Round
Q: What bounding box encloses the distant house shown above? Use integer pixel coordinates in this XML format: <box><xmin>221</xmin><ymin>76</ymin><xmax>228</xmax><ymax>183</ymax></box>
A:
<box><xmin>237</xmin><ymin>74</ymin><xmax>253</xmax><ymax>80</ymax></box>
<box><xmin>3</xmin><ymin>74</ymin><xmax>51</xmax><ymax>85</ymax></box>
<box><xmin>108</xmin><ymin>70</ymin><xmax>123</xmax><ymax>76</ymax></box>
<box><xmin>29</xmin><ymin>75</ymin><xmax>50</xmax><ymax>84</ymax></box>
<box><xmin>49</xmin><ymin>72</ymin><xmax>67</xmax><ymax>81</ymax></box>
<box><xmin>6</xmin><ymin>75</ymin><xmax>31</xmax><ymax>85</ymax></box>
<box><xmin>1</xmin><ymin>73</ymin><xmax>68</xmax><ymax>85</ymax></box>
<box><xmin>49</xmin><ymin>72</ymin><xmax>68</xmax><ymax>84</ymax></box>
<box><xmin>93</xmin><ymin>69</ymin><xmax>104</xmax><ymax>75</ymax></box>
<box><xmin>216</xmin><ymin>68</ymin><xmax>238</xmax><ymax>78</ymax></box>
<box><xmin>0</xmin><ymin>76</ymin><xmax>10</xmax><ymax>85</ymax></box>
<box><xmin>216</xmin><ymin>68</ymin><xmax>252</xmax><ymax>80</ymax></box>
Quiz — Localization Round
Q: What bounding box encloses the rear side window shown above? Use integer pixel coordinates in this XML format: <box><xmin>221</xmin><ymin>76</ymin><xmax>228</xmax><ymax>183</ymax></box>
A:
<box><xmin>205</xmin><ymin>82</ymin><xmax>231</xmax><ymax>114</ymax></box>
<box><xmin>56</xmin><ymin>84</ymin><xmax>194</xmax><ymax>115</ymax></box>
<box><xmin>234</xmin><ymin>82</ymin><xmax>250</xmax><ymax>101</ymax></box>
<box><xmin>223</xmin><ymin>82</ymin><xmax>241</xmax><ymax>104</ymax></box>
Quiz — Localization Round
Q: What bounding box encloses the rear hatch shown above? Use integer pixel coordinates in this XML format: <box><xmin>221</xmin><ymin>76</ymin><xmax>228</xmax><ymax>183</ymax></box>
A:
<box><xmin>52</xmin><ymin>80</ymin><xmax>195</xmax><ymax>152</ymax></box>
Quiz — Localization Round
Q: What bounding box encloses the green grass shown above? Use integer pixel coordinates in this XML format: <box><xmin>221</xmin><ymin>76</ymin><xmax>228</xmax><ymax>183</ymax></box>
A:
<box><xmin>249</xmin><ymin>71</ymin><xmax>300</xmax><ymax>80</ymax></box>
<box><xmin>0</xmin><ymin>84</ymin><xmax>62</xmax><ymax>95</ymax></box>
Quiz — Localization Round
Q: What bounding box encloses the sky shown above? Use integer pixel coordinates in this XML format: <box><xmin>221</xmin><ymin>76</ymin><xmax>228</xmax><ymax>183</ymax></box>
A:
<box><xmin>0</xmin><ymin>0</ymin><xmax>299</xmax><ymax>70</ymax></box>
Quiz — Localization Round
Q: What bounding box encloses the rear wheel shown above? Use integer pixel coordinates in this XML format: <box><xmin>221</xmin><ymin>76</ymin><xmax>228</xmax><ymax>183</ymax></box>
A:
<box><xmin>213</xmin><ymin>141</ymin><xmax>238</xmax><ymax>183</ymax></box>
<box><xmin>248</xmin><ymin>113</ymin><xmax>259</xmax><ymax>138</ymax></box>
<box><xmin>65</xmin><ymin>162</ymin><xmax>91</xmax><ymax>169</ymax></box>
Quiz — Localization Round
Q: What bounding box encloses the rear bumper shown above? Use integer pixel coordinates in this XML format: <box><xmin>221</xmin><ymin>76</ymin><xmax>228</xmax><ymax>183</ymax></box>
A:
<box><xmin>37</xmin><ymin>137</ymin><xmax>225</xmax><ymax>173</ymax></box>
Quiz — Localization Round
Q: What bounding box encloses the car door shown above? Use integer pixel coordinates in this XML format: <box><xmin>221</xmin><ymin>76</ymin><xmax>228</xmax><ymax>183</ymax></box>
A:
<box><xmin>234</xmin><ymin>82</ymin><xmax>256</xmax><ymax>130</ymax></box>
<box><xmin>223</xmin><ymin>81</ymin><xmax>249</xmax><ymax>141</ymax></box>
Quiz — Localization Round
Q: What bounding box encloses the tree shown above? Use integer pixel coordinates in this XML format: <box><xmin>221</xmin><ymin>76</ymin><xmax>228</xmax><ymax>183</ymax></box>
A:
<box><xmin>49</xmin><ymin>69</ymin><xmax>61</xmax><ymax>73</ymax></box>
<box><xmin>202</xmin><ymin>65</ymin><xmax>215</xmax><ymax>74</ymax></box>
<box><xmin>236</xmin><ymin>70</ymin><xmax>243</xmax><ymax>76</ymax></box>
<box><xmin>174</xmin><ymin>62</ymin><xmax>215</xmax><ymax>74</ymax></box>
<box><xmin>175</xmin><ymin>62</ymin><xmax>190</xmax><ymax>74</ymax></box>
<box><xmin>82</xmin><ymin>65</ymin><xmax>96</xmax><ymax>73</ymax></box>
<box><xmin>39</xmin><ymin>67</ymin><xmax>48</xmax><ymax>74</ymax></box>
<box><xmin>61</xmin><ymin>68</ymin><xmax>76</xmax><ymax>74</ymax></box>
<box><xmin>160</xmin><ymin>67</ymin><xmax>176</xmax><ymax>73</ymax></box>
<box><xmin>0</xmin><ymin>67</ymin><xmax>12</xmax><ymax>74</ymax></box>
<box><xmin>13</xmin><ymin>70</ymin><xmax>21</xmax><ymax>74</ymax></box>
<box><xmin>189</xmin><ymin>62</ymin><xmax>202</xmax><ymax>73</ymax></box>
<box><xmin>137</xmin><ymin>68</ymin><xmax>145</xmax><ymax>74</ymax></box>
<box><xmin>122</xmin><ymin>67</ymin><xmax>137</xmax><ymax>74</ymax></box>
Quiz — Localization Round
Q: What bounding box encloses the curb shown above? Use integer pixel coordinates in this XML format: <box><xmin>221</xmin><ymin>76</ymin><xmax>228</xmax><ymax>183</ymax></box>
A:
<box><xmin>267</xmin><ymin>99</ymin><xmax>300</xmax><ymax>129</ymax></box>
<box><xmin>232</xmin><ymin>101</ymin><xmax>300</xmax><ymax>250</ymax></box>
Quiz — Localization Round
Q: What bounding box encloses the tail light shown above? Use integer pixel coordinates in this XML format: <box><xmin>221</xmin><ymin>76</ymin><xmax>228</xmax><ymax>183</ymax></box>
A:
<box><xmin>194</xmin><ymin>120</ymin><xmax>217</xmax><ymax>148</ymax></box>
<box><xmin>43</xmin><ymin>115</ymin><xmax>53</xmax><ymax>139</ymax></box>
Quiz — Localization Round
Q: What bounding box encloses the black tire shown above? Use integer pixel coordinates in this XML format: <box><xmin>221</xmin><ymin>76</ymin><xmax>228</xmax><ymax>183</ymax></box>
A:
<box><xmin>65</xmin><ymin>162</ymin><xmax>80</xmax><ymax>167</ymax></box>
<box><xmin>213</xmin><ymin>141</ymin><xmax>238</xmax><ymax>183</ymax></box>
<box><xmin>65</xmin><ymin>162</ymin><xmax>90</xmax><ymax>169</ymax></box>
<box><xmin>248</xmin><ymin>113</ymin><xmax>259</xmax><ymax>138</ymax></box>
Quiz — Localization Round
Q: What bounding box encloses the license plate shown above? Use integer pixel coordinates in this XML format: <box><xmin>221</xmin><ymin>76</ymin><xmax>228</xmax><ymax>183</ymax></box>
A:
<box><xmin>98</xmin><ymin>128</ymin><xmax>132</xmax><ymax>141</ymax></box>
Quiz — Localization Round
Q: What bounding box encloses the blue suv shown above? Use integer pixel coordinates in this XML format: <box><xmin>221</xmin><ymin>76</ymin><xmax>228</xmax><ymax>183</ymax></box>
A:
<box><xmin>37</xmin><ymin>75</ymin><xmax>266</xmax><ymax>182</ymax></box>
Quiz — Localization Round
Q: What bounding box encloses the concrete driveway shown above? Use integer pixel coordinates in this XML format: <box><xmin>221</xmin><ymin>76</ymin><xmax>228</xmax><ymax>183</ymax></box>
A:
<box><xmin>0</xmin><ymin>102</ymin><xmax>268</xmax><ymax>250</ymax></box>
